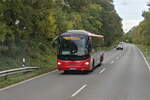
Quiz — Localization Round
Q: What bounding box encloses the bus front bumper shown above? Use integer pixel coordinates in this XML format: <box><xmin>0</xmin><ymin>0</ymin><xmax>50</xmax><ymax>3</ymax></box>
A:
<box><xmin>57</xmin><ymin>59</ymin><xmax>92</xmax><ymax>71</ymax></box>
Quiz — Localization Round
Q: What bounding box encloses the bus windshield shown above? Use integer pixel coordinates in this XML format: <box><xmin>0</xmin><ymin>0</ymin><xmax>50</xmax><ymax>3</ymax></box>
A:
<box><xmin>58</xmin><ymin>36</ymin><xmax>88</xmax><ymax>56</ymax></box>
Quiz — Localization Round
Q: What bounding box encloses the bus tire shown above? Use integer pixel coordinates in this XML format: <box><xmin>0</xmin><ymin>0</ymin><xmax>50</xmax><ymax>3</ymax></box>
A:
<box><xmin>100</xmin><ymin>54</ymin><xmax>104</xmax><ymax>65</ymax></box>
<box><xmin>92</xmin><ymin>60</ymin><xmax>95</xmax><ymax>68</ymax></box>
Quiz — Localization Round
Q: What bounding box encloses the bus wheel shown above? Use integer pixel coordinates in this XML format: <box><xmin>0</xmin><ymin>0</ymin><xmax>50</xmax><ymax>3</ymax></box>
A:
<box><xmin>83</xmin><ymin>70</ymin><xmax>91</xmax><ymax>74</ymax></box>
<box><xmin>100</xmin><ymin>55</ymin><xmax>104</xmax><ymax>65</ymax></box>
<box><xmin>92</xmin><ymin>60</ymin><xmax>95</xmax><ymax>69</ymax></box>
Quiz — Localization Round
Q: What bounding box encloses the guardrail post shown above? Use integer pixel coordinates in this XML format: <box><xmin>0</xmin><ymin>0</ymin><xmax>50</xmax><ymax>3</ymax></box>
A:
<box><xmin>22</xmin><ymin>58</ymin><xmax>26</xmax><ymax>67</ymax></box>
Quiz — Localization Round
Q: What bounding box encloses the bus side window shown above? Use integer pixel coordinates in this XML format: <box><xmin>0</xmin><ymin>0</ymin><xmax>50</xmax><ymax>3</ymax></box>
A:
<box><xmin>88</xmin><ymin>38</ymin><xmax>92</xmax><ymax>53</ymax></box>
<box><xmin>92</xmin><ymin>38</ymin><xmax>96</xmax><ymax>48</ymax></box>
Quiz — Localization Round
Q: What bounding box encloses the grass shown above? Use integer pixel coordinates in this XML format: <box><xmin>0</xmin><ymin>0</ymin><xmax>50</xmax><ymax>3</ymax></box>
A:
<box><xmin>0</xmin><ymin>67</ymin><xmax>55</xmax><ymax>88</ymax></box>
<box><xmin>0</xmin><ymin>57</ymin><xmax>21</xmax><ymax>71</ymax></box>
<box><xmin>137</xmin><ymin>45</ymin><xmax>150</xmax><ymax>64</ymax></box>
<box><xmin>0</xmin><ymin>54</ymin><xmax>57</xmax><ymax>89</ymax></box>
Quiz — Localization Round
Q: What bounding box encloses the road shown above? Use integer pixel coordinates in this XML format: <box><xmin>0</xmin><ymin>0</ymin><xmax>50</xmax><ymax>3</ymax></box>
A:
<box><xmin>0</xmin><ymin>44</ymin><xmax>150</xmax><ymax>100</ymax></box>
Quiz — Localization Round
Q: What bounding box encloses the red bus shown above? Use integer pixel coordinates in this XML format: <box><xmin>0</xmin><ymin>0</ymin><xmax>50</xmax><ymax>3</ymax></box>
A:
<box><xmin>56</xmin><ymin>30</ymin><xmax>104</xmax><ymax>72</ymax></box>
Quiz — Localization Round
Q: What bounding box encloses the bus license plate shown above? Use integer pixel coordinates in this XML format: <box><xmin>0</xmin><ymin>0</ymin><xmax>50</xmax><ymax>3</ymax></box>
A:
<box><xmin>70</xmin><ymin>68</ymin><xmax>76</xmax><ymax>70</ymax></box>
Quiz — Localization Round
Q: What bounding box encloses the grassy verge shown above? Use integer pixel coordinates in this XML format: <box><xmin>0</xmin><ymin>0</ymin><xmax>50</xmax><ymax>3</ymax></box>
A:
<box><xmin>137</xmin><ymin>45</ymin><xmax>150</xmax><ymax>63</ymax></box>
<box><xmin>0</xmin><ymin>67</ymin><xmax>56</xmax><ymax>88</ymax></box>
<box><xmin>0</xmin><ymin>55</ymin><xmax>56</xmax><ymax>89</ymax></box>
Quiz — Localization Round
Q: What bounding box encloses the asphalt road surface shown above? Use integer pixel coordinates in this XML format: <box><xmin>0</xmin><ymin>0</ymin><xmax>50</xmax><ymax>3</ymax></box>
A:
<box><xmin>0</xmin><ymin>44</ymin><xmax>150</xmax><ymax>100</ymax></box>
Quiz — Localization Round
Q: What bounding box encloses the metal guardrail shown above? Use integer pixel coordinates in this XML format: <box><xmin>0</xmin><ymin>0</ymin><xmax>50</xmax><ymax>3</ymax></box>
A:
<box><xmin>0</xmin><ymin>67</ymin><xmax>39</xmax><ymax>78</ymax></box>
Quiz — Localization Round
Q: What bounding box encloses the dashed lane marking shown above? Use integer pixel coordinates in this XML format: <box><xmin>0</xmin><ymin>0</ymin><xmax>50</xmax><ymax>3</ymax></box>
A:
<box><xmin>72</xmin><ymin>84</ymin><xmax>87</xmax><ymax>97</ymax></box>
<box><xmin>111</xmin><ymin>61</ymin><xmax>114</xmax><ymax>64</ymax></box>
<box><xmin>99</xmin><ymin>68</ymin><xmax>106</xmax><ymax>74</ymax></box>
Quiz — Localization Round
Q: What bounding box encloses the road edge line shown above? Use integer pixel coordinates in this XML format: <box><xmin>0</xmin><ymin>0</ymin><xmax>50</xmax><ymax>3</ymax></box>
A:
<box><xmin>136</xmin><ymin>46</ymin><xmax>150</xmax><ymax>71</ymax></box>
<box><xmin>0</xmin><ymin>69</ymin><xmax>57</xmax><ymax>92</ymax></box>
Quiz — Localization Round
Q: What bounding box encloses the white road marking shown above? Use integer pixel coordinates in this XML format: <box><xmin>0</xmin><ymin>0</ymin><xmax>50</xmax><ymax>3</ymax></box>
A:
<box><xmin>111</xmin><ymin>61</ymin><xmax>114</xmax><ymax>64</ymax></box>
<box><xmin>0</xmin><ymin>69</ymin><xmax>58</xmax><ymax>91</ymax></box>
<box><xmin>72</xmin><ymin>84</ymin><xmax>87</xmax><ymax>97</ymax></box>
<box><xmin>99</xmin><ymin>68</ymin><xmax>106</xmax><ymax>74</ymax></box>
<box><xmin>136</xmin><ymin>47</ymin><xmax>150</xmax><ymax>71</ymax></box>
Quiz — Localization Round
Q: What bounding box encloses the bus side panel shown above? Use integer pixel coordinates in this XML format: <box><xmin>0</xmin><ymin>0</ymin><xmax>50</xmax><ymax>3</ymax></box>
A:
<box><xmin>91</xmin><ymin>52</ymin><xmax>104</xmax><ymax>67</ymax></box>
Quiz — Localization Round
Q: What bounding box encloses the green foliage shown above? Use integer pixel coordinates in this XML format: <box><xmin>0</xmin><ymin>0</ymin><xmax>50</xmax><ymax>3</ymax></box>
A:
<box><xmin>138</xmin><ymin>45</ymin><xmax>150</xmax><ymax>63</ymax></box>
<box><xmin>0</xmin><ymin>22</ymin><xmax>12</xmax><ymax>42</ymax></box>
<box><xmin>128</xmin><ymin>4</ymin><xmax>150</xmax><ymax>46</ymax></box>
<box><xmin>0</xmin><ymin>0</ymin><xmax>123</xmax><ymax>44</ymax></box>
<box><xmin>0</xmin><ymin>0</ymin><xmax>124</xmax><ymax>88</ymax></box>
<box><xmin>0</xmin><ymin>0</ymin><xmax>123</xmax><ymax>70</ymax></box>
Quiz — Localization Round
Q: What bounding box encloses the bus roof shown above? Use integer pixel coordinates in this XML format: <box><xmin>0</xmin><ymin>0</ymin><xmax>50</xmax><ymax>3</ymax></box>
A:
<box><xmin>61</xmin><ymin>30</ymin><xmax>104</xmax><ymax>38</ymax></box>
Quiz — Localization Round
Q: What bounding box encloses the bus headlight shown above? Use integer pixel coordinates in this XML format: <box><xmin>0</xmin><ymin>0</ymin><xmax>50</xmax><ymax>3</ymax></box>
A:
<box><xmin>85</xmin><ymin>62</ymin><xmax>90</xmax><ymax>65</ymax></box>
<box><xmin>58</xmin><ymin>62</ymin><xmax>61</xmax><ymax>65</ymax></box>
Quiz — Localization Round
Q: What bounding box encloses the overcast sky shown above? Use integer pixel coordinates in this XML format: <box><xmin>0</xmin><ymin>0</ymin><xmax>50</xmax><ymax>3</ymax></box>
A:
<box><xmin>113</xmin><ymin>0</ymin><xmax>149</xmax><ymax>32</ymax></box>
